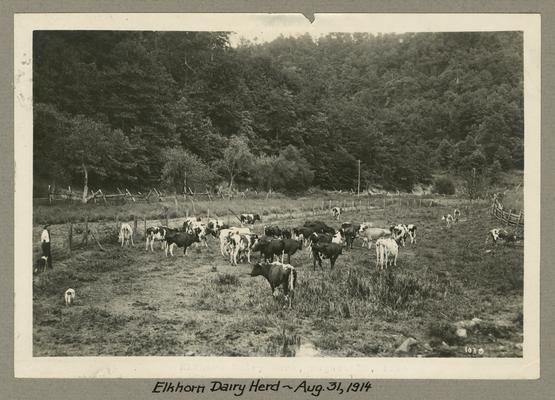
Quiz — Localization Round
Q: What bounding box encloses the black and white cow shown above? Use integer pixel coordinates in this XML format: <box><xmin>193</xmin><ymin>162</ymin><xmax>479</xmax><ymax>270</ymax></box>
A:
<box><xmin>441</xmin><ymin>214</ymin><xmax>454</xmax><ymax>227</ymax></box>
<box><xmin>331</xmin><ymin>206</ymin><xmax>342</xmax><ymax>220</ymax></box>
<box><xmin>390</xmin><ymin>224</ymin><xmax>417</xmax><ymax>246</ymax></box>
<box><xmin>486</xmin><ymin>228</ymin><xmax>517</xmax><ymax>245</ymax></box>
<box><xmin>229</xmin><ymin>232</ymin><xmax>259</xmax><ymax>265</ymax></box>
<box><xmin>145</xmin><ymin>226</ymin><xmax>176</xmax><ymax>251</ymax></box>
<box><xmin>240</xmin><ymin>213</ymin><xmax>261</xmax><ymax>224</ymax></box>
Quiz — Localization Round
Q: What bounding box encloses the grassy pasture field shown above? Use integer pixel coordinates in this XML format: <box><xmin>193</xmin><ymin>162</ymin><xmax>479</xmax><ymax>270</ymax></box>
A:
<box><xmin>32</xmin><ymin>198</ymin><xmax>523</xmax><ymax>358</ymax></box>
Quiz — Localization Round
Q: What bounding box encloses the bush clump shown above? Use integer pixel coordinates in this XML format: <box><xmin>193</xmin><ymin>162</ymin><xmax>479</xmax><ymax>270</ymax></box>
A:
<box><xmin>433</xmin><ymin>177</ymin><xmax>456</xmax><ymax>195</ymax></box>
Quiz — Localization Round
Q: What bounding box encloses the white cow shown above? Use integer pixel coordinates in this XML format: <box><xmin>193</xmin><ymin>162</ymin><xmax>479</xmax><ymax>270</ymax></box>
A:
<box><xmin>376</xmin><ymin>237</ymin><xmax>398</xmax><ymax>270</ymax></box>
<box><xmin>358</xmin><ymin>224</ymin><xmax>391</xmax><ymax>249</ymax></box>
<box><xmin>118</xmin><ymin>223</ymin><xmax>134</xmax><ymax>247</ymax></box>
<box><xmin>64</xmin><ymin>288</ymin><xmax>76</xmax><ymax>306</ymax></box>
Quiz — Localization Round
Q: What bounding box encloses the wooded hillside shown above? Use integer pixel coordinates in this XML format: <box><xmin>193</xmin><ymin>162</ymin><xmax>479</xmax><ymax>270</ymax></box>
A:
<box><xmin>33</xmin><ymin>31</ymin><xmax>523</xmax><ymax>193</ymax></box>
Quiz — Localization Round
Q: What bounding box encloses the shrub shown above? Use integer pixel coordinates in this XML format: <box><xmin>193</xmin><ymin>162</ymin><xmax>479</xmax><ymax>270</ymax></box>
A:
<box><xmin>212</xmin><ymin>273</ymin><xmax>240</xmax><ymax>286</ymax></box>
<box><xmin>433</xmin><ymin>177</ymin><xmax>456</xmax><ymax>195</ymax></box>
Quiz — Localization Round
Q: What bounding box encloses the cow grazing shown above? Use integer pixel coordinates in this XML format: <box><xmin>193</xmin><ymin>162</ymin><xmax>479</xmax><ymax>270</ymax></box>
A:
<box><xmin>340</xmin><ymin>223</ymin><xmax>360</xmax><ymax>249</ymax></box>
<box><xmin>250</xmin><ymin>261</ymin><xmax>298</xmax><ymax>309</ymax></box>
<box><xmin>442</xmin><ymin>214</ymin><xmax>454</xmax><ymax>227</ymax></box>
<box><xmin>311</xmin><ymin>242</ymin><xmax>343</xmax><ymax>270</ymax></box>
<box><xmin>375</xmin><ymin>237</ymin><xmax>399</xmax><ymax>270</ymax></box>
<box><xmin>240</xmin><ymin>213</ymin><xmax>261</xmax><ymax>224</ymax></box>
<box><xmin>252</xmin><ymin>238</ymin><xmax>285</xmax><ymax>262</ymax></box>
<box><xmin>164</xmin><ymin>231</ymin><xmax>200</xmax><ymax>256</ymax></box>
<box><xmin>229</xmin><ymin>233</ymin><xmax>259</xmax><ymax>265</ymax></box>
<box><xmin>331</xmin><ymin>206</ymin><xmax>342</xmax><ymax>220</ymax></box>
<box><xmin>282</xmin><ymin>238</ymin><xmax>303</xmax><ymax>264</ymax></box>
<box><xmin>486</xmin><ymin>228</ymin><xmax>517</xmax><ymax>245</ymax></box>
<box><xmin>454</xmin><ymin>209</ymin><xmax>461</xmax><ymax>222</ymax></box>
<box><xmin>118</xmin><ymin>223</ymin><xmax>134</xmax><ymax>247</ymax></box>
<box><xmin>145</xmin><ymin>226</ymin><xmax>176</xmax><ymax>251</ymax></box>
<box><xmin>358</xmin><ymin>224</ymin><xmax>391</xmax><ymax>249</ymax></box>
<box><xmin>303</xmin><ymin>220</ymin><xmax>335</xmax><ymax>235</ymax></box>
<box><xmin>64</xmin><ymin>288</ymin><xmax>76</xmax><ymax>306</ymax></box>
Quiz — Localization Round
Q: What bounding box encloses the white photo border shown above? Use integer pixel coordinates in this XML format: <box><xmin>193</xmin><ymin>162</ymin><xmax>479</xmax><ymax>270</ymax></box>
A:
<box><xmin>14</xmin><ymin>13</ymin><xmax>541</xmax><ymax>379</ymax></box>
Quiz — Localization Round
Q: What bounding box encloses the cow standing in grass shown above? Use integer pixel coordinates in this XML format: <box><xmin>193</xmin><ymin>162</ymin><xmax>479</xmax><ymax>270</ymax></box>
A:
<box><xmin>282</xmin><ymin>238</ymin><xmax>303</xmax><ymax>264</ymax></box>
<box><xmin>442</xmin><ymin>214</ymin><xmax>454</xmax><ymax>227</ymax></box>
<box><xmin>250</xmin><ymin>261</ymin><xmax>298</xmax><ymax>309</ymax></box>
<box><xmin>252</xmin><ymin>238</ymin><xmax>285</xmax><ymax>263</ymax></box>
<box><xmin>229</xmin><ymin>233</ymin><xmax>259</xmax><ymax>265</ymax></box>
<box><xmin>358</xmin><ymin>224</ymin><xmax>391</xmax><ymax>249</ymax></box>
<box><xmin>375</xmin><ymin>237</ymin><xmax>399</xmax><ymax>270</ymax></box>
<box><xmin>64</xmin><ymin>288</ymin><xmax>76</xmax><ymax>306</ymax></box>
<box><xmin>311</xmin><ymin>242</ymin><xmax>342</xmax><ymax>270</ymax></box>
<box><xmin>240</xmin><ymin>214</ymin><xmax>261</xmax><ymax>224</ymax></box>
<box><xmin>119</xmin><ymin>223</ymin><xmax>134</xmax><ymax>247</ymax></box>
<box><xmin>340</xmin><ymin>223</ymin><xmax>360</xmax><ymax>249</ymax></box>
<box><xmin>164</xmin><ymin>231</ymin><xmax>200</xmax><ymax>256</ymax></box>
<box><xmin>219</xmin><ymin>227</ymin><xmax>252</xmax><ymax>258</ymax></box>
<box><xmin>145</xmin><ymin>226</ymin><xmax>176</xmax><ymax>252</ymax></box>
<box><xmin>331</xmin><ymin>206</ymin><xmax>342</xmax><ymax>220</ymax></box>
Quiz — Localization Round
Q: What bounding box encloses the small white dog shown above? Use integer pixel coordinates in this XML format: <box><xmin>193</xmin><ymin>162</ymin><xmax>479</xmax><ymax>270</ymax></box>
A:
<box><xmin>64</xmin><ymin>288</ymin><xmax>76</xmax><ymax>306</ymax></box>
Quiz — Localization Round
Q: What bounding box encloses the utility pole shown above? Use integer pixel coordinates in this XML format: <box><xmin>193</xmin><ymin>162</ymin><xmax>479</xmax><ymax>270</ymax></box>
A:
<box><xmin>357</xmin><ymin>159</ymin><xmax>361</xmax><ymax>196</ymax></box>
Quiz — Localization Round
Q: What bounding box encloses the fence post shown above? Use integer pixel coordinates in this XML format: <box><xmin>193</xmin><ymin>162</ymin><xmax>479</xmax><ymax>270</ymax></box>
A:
<box><xmin>83</xmin><ymin>216</ymin><xmax>89</xmax><ymax>246</ymax></box>
<box><xmin>133</xmin><ymin>215</ymin><xmax>138</xmax><ymax>237</ymax></box>
<box><xmin>186</xmin><ymin>209</ymin><xmax>189</xmax><ymax>218</ymax></box>
<box><xmin>207</xmin><ymin>208</ymin><xmax>210</xmax><ymax>220</ymax></box>
<box><xmin>190</xmin><ymin>197</ymin><xmax>196</xmax><ymax>214</ymax></box>
<box><xmin>517</xmin><ymin>210</ymin><xmax>523</xmax><ymax>232</ymax></box>
<box><xmin>144</xmin><ymin>216</ymin><xmax>147</xmax><ymax>237</ymax></box>
<box><xmin>174</xmin><ymin>196</ymin><xmax>179</xmax><ymax>213</ymax></box>
<box><xmin>68</xmin><ymin>221</ymin><xmax>73</xmax><ymax>251</ymax></box>
<box><xmin>329</xmin><ymin>200</ymin><xmax>332</xmax><ymax>209</ymax></box>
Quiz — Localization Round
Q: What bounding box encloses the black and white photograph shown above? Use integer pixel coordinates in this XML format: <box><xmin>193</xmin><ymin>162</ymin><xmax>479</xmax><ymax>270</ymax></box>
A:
<box><xmin>14</xmin><ymin>13</ymin><xmax>540</xmax><ymax>379</ymax></box>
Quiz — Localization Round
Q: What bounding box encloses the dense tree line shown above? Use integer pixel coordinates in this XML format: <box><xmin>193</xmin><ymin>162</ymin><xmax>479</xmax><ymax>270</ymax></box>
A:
<box><xmin>33</xmin><ymin>30</ymin><xmax>523</xmax><ymax>194</ymax></box>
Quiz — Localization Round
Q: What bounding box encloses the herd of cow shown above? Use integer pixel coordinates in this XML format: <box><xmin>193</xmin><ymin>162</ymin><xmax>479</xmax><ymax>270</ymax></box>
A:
<box><xmin>40</xmin><ymin>203</ymin><xmax>518</xmax><ymax>309</ymax></box>
<box><xmin>115</xmin><ymin>209</ymin><xmax>425</xmax><ymax>308</ymax></box>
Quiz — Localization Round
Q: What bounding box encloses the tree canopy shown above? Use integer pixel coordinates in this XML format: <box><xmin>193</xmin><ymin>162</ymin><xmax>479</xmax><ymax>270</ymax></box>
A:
<box><xmin>33</xmin><ymin>30</ymin><xmax>523</xmax><ymax>193</ymax></box>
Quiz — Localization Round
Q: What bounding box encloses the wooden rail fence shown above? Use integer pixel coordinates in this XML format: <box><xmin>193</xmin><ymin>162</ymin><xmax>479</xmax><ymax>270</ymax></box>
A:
<box><xmin>490</xmin><ymin>200</ymin><xmax>524</xmax><ymax>229</ymax></box>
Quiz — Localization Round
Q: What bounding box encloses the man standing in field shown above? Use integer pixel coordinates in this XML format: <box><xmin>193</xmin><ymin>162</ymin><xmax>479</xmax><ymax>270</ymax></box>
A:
<box><xmin>41</xmin><ymin>224</ymin><xmax>52</xmax><ymax>269</ymax></box>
